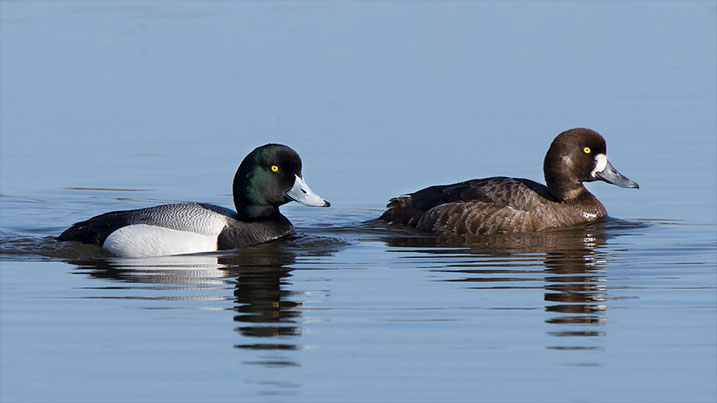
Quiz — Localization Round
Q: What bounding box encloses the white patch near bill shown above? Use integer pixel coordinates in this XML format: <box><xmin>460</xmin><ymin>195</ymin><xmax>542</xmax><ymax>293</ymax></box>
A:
<box><xmin>104</xmin><ymin>224</ymin><xmax>219</xmax><ymax>258</ymax></box>
<box><xmin>591</xmin><ymin>153</ymin><xmax>608</xmax><ymax>178</ymax></box>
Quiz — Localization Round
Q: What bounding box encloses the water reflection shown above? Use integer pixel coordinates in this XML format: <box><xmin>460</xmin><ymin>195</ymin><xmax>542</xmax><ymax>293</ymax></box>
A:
<box><xmin>381</xmin><ymin>218</ymin><xmax>645</xmax><ymax>358</ymax></box>
<box><xmin>67</xmin><ymin>236</ymin><xmax>344</xmax><ymax>369</ymax></box>
<box><xmin>59</xmin><ymin>217</ymin><xmax>646</xmax><ymax>371</ymax></box>
<box><xmin>220</xmin><ymin>248</ymin><xmax>303</xmax><ymax>358</ymax></box>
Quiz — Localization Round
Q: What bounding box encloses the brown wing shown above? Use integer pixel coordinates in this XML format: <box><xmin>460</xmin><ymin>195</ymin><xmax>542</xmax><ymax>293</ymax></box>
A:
<box><xmin>379</xmin><ymin>177</ymin><xmax>556</xmax><ymax>230</ymax></box>
<box><xmin>416</xmin><ymin>201</ymin><xmax>538</xmax><ymax>235</ymax></box>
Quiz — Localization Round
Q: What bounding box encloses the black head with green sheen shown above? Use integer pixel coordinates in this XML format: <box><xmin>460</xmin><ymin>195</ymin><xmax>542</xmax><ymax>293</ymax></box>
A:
<box><xmin>233</xmin><ymin>144</ymin><xmax>330</xmax><ymax>219</ymax></box>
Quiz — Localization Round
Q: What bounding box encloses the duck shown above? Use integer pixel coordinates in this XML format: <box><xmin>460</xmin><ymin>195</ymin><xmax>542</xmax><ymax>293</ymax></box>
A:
<box><xmin>58</xmin><ymin>144</ymin><xmax>330</xmax><ymax>257</ymax></box>
<box><xmin>379</xmin><ymin>128</ymin><xmax>638</xmax><ymax>235</ymax></box>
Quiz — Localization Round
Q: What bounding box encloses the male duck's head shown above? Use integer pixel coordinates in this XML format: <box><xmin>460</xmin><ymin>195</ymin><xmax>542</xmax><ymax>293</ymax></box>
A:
<box><xmin>233</xmin><ymin>144</ymin><xmax>330</xmax><ymax>219</ymax></box>
<box><xmin>544</xmin><ymin>128</ymin><xmax>639</xmax><ymax>201</ymax></box>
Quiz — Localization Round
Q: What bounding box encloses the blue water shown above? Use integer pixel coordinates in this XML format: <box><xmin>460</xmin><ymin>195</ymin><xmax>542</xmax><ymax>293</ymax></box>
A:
<box><xmin>1</xmin><ymin>2</ymin><xmax>716</xmax><ymax>403</ymax></box>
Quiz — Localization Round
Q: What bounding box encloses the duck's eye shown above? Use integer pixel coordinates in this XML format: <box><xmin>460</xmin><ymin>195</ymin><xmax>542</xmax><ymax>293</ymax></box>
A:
<box><xmin>583</xmin><ymin>147</ymin><xmax>591</xmax><ymax>154</ymax></box>
<box><xmin>270</xmin><ymin>165</ymin><xmax>279</xmax><ymax>173</ymax></box>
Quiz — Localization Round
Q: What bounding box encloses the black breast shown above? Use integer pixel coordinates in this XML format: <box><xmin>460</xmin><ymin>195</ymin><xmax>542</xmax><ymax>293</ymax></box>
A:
<box><xmin>217</xmin><ymin>214</ymin><xmax>295</xmax><ymax>250</ymax></box>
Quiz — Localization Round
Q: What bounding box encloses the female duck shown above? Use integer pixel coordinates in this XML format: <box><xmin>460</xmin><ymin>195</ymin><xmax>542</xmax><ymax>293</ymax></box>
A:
<box><xmin>379</xmin><ymin>128</ymin><xmax>638</xmax><ymax>235</ymax></box>
<box><xmin>58</xmin><ymin>144</ymin><xmax>330</xmax><ymax>257</ymax></box>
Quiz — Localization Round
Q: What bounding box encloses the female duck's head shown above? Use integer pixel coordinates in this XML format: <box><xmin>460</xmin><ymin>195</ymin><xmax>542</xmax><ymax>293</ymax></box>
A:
<box><xmin>233</xmin><ymin>144</ymin><xmax>330</xmax><ymax>219</ymax></box>
<box><xmin>543</xmin><ymin>128</ymin><xmax>638</xmax><ymax>201</ymax></box>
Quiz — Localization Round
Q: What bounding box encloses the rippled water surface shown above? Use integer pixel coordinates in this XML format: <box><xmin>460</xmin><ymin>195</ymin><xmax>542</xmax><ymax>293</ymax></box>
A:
<box><xmin>1</xmin><ymin>2</ymin><xmax>716</xmax><ymax>403</ymax></box>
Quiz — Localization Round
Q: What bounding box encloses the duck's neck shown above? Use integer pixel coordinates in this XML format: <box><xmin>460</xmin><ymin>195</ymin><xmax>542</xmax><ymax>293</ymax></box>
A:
<box><xmin>547</xmin><ymin>178</ymin><xmax>606</xmax><ymax>213</ymax></box>
<box><xmin>544</xmin><ymin>160</ymin><xmax>588</xmax><ymax>202</ymax></box>
<box><xmin>232</xmin><ymin>174</ymin><xmax>282</xmax><ymax>220</ymax></box>
<box><xmin>546</xmin><ymin>178</ymin><xmax>588</xmax><ymax>202</ymax></box>
<box><xmin>234</xmin><ymin>205</ymin><xmax>281</xmax><ymax>221</ymax></box>
<box><xmin>233</xmin><ymin>195</ymin><xmax>280</xmax><ymax>221</ymax></box>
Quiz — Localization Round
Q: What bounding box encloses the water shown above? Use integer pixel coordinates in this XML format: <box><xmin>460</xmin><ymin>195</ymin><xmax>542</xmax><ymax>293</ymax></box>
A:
<box><xmin>1</xmin><ymin>2</ymin><xmax>716</xmax><ymax>403</ymax></box>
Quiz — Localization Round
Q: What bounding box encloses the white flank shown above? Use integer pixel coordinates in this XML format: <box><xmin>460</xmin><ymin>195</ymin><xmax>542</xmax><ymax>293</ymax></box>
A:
<box><xmin>591</xmin><ymin>154</ymin><xmax>608</xmax><ymax>178</ymax></box>
<box><xmin>103</xmin><ymin>224</ymin><xmax>219</xmax><ymax>258</ymax></box>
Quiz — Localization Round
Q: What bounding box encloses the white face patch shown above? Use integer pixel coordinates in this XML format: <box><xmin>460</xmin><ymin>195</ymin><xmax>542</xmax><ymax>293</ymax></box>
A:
<box><xmin>591</xmin><ymin>153</ymin><xmax>608</xmax><ymax>178</ymax></box>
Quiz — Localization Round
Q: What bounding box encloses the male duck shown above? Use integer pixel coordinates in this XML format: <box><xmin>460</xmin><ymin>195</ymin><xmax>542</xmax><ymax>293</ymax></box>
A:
<box><xmin>58</xmin><ymin>144</ymin><xmax>330</xmax><ymax>257</ymax></box>
<box><xmin>379</xmin><ymin>128</ymin><xmax>638</xmax><ymax>235</ymax></box>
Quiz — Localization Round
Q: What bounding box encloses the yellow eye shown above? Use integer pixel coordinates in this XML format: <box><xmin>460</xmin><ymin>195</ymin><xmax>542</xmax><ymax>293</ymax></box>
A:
<box><xmin>583</xmin><ymin>147</ymin><xmax>591</xmax><ymax>154</ymax></box>
<box><xmin>270</xmin><ymin>165</ymin><xmax>279</xmax><ymax>172</ymax></box>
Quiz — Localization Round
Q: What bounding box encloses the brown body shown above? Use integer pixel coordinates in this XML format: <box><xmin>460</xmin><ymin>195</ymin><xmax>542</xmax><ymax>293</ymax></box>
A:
<box><xmin>379</xmin><ymin>128</ymin><xmax>638</xmax><ymax>235</ymax></box>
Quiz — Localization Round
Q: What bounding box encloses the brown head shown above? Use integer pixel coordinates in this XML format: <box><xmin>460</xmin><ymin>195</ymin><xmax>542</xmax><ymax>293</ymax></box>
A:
<box><xmin>543</xmin><ymin>128</ymin><xmax>639</xmax><ymax>201</ymax></box>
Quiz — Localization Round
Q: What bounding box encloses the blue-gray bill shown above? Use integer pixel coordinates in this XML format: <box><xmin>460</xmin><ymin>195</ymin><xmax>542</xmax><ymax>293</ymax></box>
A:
<box><xmin>286</xmin><ymin>174</ymin><xmax>331</xmax><ymax>207</ymax></box>
<box><xmin>596</xmin><ymin>160</ymin><xmax>639</xmax><ymax>189</ymax></box>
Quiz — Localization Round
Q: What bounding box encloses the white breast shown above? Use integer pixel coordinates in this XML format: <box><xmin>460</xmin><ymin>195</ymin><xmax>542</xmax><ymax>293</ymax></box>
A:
<box><xmin>103</xmin><ymin>224</ymin><xmax>220</xmax><ymax>258</ymax></box>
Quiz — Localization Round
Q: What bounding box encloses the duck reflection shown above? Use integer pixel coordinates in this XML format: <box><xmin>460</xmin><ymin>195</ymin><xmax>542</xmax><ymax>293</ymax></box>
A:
<box><xmin>219</xmin><ymin>245</ymin><xmax>303</xmax><ymax>354</ymax></box>
<box><xmin>543</xmin><ymin>240</ymin><xmax>608</xmax><ymax>341</ymax></box>
<box><xmin>67</xmin><ymin>235</ymin><xmax>343</xmax><ymax>368</ymax></box>
<box><xmin>381</xmin><ymin>218</ymin><xmax>644</xmax><ymax>355</ymax></box>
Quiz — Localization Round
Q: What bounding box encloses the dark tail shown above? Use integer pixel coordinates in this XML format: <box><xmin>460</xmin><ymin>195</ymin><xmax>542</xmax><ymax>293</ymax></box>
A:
<box><xmin>378</xmin><ymin>196</ymin><xmax>424</xmax><ymax>227</ymax></box>
<box><xmin>57</xmin><ymin>211</ymin><xmax>132</xmax><ymax>246</ymax></box>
